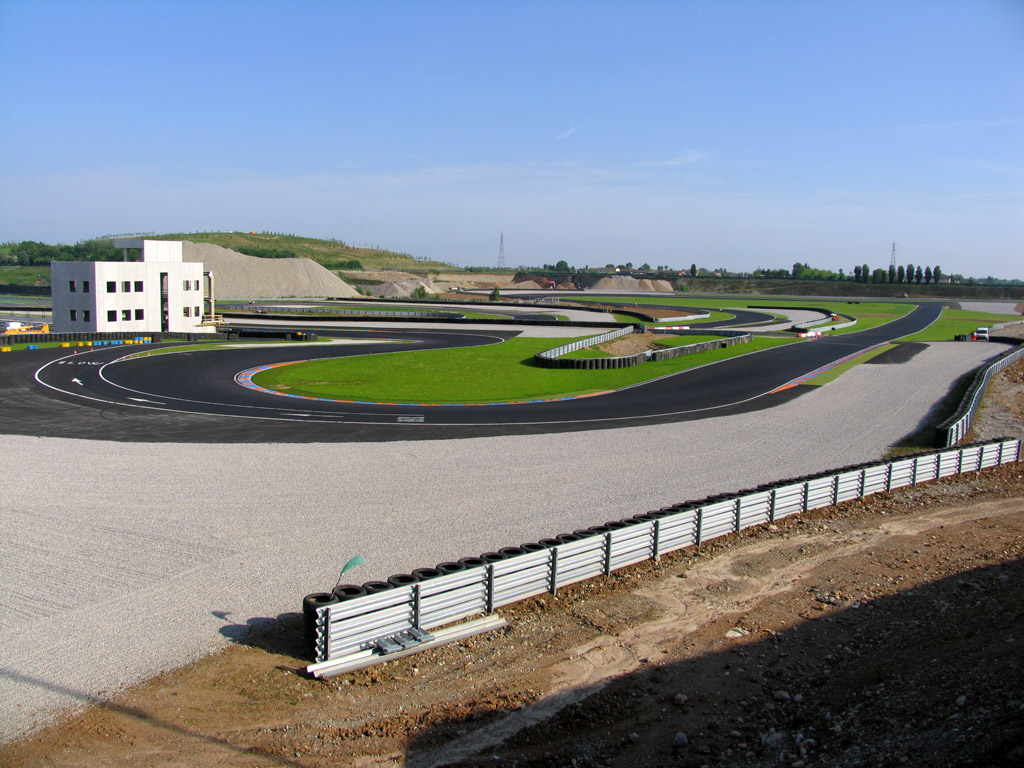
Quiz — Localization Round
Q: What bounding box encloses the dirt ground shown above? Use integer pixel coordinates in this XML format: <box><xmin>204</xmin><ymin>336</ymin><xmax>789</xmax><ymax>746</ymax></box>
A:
<box><xmin>3</xmin><ymin>363</ymin><xmax>1024</xmax><ymax>768</ymax></box>
<box><xmin>589</xmin><ymin>332</ymin><xmax>698</xmax><ymax>357</ymax></box>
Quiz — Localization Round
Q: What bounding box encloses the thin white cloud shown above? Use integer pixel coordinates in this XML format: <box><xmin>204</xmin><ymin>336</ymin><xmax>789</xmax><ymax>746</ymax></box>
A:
<box><xmin>555</xmin><ymin>125</ymin><xmax>580</xmax><ymax>141</ymax></box>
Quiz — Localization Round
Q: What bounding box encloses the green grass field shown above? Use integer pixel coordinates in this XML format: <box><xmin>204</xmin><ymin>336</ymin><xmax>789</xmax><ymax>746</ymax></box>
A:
<box><xmin>250</xmin><ymin>335</ymin><xmax>793</xmax><ymax>403</ymax></box>
<box><xmin>898</xmin><ymin>308</ymin><xmax>1020</xmax><ymax>342</ymax></box>
<box><xmin>0</xmin><ymin>266</ymin><xmax>51</xmax><ymax>286</ymax></box>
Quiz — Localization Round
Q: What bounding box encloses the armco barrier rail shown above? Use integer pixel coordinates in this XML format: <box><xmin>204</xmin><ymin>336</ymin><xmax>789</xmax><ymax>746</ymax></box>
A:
<box><xmin>534</xmin><ymin>326</ymin><xmax>752</xmax><ymax>370</ymax></box>
<box><xmin>305</xmin><ymin>437</ymin><xmax>1021</xmax><ymax>671</ymax></box>
<box><xmin>938</xmin><ymin>340</ymin><xmax>1024</xmax><ymax>446</ymax></box>
<box><xmin>533</xmin><ymin>326</ymin><xmax>637</xmax><ymax>368</ymax></box>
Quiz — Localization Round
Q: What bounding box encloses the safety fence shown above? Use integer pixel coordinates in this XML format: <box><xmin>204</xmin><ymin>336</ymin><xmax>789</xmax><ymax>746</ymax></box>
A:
<box><xmin>304</xmin><ymin>437</ymin><xmax>1021</xmax><ymax>671</ymax></box>
<box><xmin>792</xmin><ymin>314</ymin><xmax>856</xmax><ymax>332</ymax></box>
<box><xmin>938</xmin><ymin>340</ymin><xmax>1024</xmax><ymax>446</ymax></box>
<box><xmin>533</xmin><ymin>326</ymin><xmax>640</xmax><ymax>369</ymax></box>
<box><xmin>534</xmin><ymin>326</ymin><xmax>751</xmax><ymax>370</ymax></box>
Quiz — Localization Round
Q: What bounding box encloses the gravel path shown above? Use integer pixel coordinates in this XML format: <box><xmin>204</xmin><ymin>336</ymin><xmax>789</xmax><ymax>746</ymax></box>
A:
<box><xmin>0</xmin><ymin>341</ymin><xmax>1006</xmax><ymax>742</ymax></box>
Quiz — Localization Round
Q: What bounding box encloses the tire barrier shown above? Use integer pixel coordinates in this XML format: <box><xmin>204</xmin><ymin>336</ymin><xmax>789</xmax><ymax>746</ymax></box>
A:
<box><xmin>535</xmin><ymin>326</ymin><xmax>752</xmax><ymax>369</ymax></box>
<box><xmin>938</xmin><ymin>338</ymin><xmax>1024</xmax><ymax>446</ymax></box>
<box><xmin>0</xmin><ymin>332</ymin><xmax>158</xmax><ymax>346</ymax></box>
<box><xmin>533</xmin><ymin>326</ymin><xmax>636</xmax><ymax>369</ymax></box>
<box><xmin>303</xmin><ymin>437</ymin><xmax>1022</xmax><ymax>666</ymax></box>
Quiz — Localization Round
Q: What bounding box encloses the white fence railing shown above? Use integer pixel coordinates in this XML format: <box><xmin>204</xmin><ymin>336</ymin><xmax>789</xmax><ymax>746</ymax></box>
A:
<box><xmin>534</xmin><ymin>326</ymin><xmax>635</xmax><ymax>361</ymax></box>
<box><xmin>305</xmin><ymin>437</ymin><xmax>1022</xmax><ymax>671</ymax></box>
<box><xmin>939</xmin><ymin>343</ymin><xmax>1024</xmax><ymax>446</ymax></box>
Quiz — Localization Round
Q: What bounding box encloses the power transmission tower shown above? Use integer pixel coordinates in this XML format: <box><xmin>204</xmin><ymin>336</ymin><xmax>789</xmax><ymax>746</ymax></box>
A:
<box><xmin>890</xmin><ymin>240</ymin><xmax>898</xmax><ymax>269</ymax></box>
<box><xmin>498</xmin><ymin>232</ymin><xmax>505</xmax><ymax>269</ymax></box>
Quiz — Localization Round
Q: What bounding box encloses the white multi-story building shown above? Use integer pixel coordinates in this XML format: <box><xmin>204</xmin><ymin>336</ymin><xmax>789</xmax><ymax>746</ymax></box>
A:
<box><xmin>51</xmin><ymin>240</ymin><xmax>216</xmax><ymax>334</ymax></box>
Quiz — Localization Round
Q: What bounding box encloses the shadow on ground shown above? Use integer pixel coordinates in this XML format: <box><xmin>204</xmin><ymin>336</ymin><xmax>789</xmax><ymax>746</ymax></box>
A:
<box><xmin>406</xmin><ymin>559</ymin><xmax>1024</xmax><ymax>768</ymax></box>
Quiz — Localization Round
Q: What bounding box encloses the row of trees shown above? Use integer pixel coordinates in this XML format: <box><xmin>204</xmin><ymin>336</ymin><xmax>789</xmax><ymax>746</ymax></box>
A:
<box><xmin>1</xmin><ymin>239</ymin><xmax>120</xmax><ymax>266</ymax></box>
<box><xmin>852</xmin><ymin>263</ymin><xmax>942</xmax><ymax>285</ymax></box>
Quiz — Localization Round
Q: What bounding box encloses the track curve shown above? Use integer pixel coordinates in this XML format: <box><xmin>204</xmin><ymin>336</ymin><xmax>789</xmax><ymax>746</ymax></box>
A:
<box><xmin>22</xmin><ymin>303</ymin><xmax>943</xmax><ymax>442</ymax></box>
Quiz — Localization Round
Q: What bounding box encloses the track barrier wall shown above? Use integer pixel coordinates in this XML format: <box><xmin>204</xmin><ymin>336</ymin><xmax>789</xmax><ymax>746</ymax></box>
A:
<box><xmin>534</xmin><ymin>326</ymin><xmax>752</xmax><ymax>370</ymax></box>
<box><xmin>305</xmin><ymin>437</ymin><xmax>1022</xmax><ymax>666</ymax></box>
<box><xmin>938</xmin><ymin>339</ymin><xmax>1024</xmax><ymax>446</ymax></box>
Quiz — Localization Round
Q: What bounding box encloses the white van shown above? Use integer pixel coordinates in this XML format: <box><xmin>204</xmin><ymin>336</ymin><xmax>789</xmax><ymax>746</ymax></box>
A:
<box><xmin>974</xmin><ymin>327</ymin><xmax>990</xmax><ymax>341</ymax></box>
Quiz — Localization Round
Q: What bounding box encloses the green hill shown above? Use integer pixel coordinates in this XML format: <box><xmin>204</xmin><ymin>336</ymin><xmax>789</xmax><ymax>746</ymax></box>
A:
<box><xmin>153</xmin><ymin>231</ymin><xmax>460</xmax><ymax>273</ymax></box>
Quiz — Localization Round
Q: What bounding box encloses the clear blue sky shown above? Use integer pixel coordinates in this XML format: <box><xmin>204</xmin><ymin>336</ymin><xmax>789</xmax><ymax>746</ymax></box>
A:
<box><xmin>1</xmin><ymin>0</ymin><xmax>1021</xmax><ymax>277</ymax></box>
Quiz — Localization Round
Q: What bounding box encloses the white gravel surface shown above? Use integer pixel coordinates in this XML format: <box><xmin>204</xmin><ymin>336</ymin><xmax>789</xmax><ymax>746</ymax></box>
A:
<box><xmin>0</xmin><ymin>341</ymin><xmax>1007</xmax><ymax>742</ymax></box>
<box><xmin>957</xmin><ymin>300</ymin><xmax>1021</xmax><ymax>316</ymax></box>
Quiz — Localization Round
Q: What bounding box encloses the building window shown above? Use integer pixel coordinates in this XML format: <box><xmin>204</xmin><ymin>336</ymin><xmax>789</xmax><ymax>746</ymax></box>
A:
<box><xmin>70</xmin><ymin>309</ymin><xmax>77</xmax><ymax>321</ymax></box>
<box><xmin>122</xmin><ymin>281</ymin><xmax>131</xmax><ymax>292</ymax></box>
<box><xmin>194</xmin><ymin>279</ymin><xmax>200</xmax><ymax>290</ymax></box>
<box><xmin>69</xmin><ymin>280</ymin><xmax>76</xmax><ymax>292</ymax></box>
<box><xmin>107</xmin><ymin>310</ymin><xmax>117</xmax><ymax>322</ymax></box>
<box><xmin>183</xmin><ymin>306</ymin><xmax>190</xmax><ymax>317</ymax></box>
<box><xmin>134</xmin><ymin>309</ymin><xmax>144</xmax><ymax>320</ymax></box>
<box><xmin>83</xmin><ymin>310</ymin><xmax>91</xmax><ymax>322</ymax></box>
<box><xmin>107</xmin><ymin>281</ymin><xmax>116</xmax><ymax>293</ymax></box>
<box><xmin>134</xmin><ymin>280</ymin><xmax>143</xmax><ymax>292</ymax></box>
<box><xmin>183</xmin><ymin>280</ymin><xmax>190</xmax><ymax>291</ymax></box>
<box><xmin>195</xmin><ymin>306</ymin><xmax>200</xmax><ymax>318</ymax></box>
<box><xmin>121</xmin><ymin>309</ymin><xmax>131</xmax><ymax>321</ymax></box>
<box><xmin>83</xmin><ymin>281</ymin><xmax>90</xmax><ymax>293</ymax></box>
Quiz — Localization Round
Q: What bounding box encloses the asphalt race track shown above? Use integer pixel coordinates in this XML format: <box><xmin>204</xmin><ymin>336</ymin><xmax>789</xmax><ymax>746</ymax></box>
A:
<box><xmin>7</xmin><ymin>303</ymin><xmax>943</xmax><ymax>442</ymax></box>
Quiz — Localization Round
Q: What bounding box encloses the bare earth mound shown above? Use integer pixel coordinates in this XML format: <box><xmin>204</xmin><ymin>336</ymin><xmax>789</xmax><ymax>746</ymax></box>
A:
<box><xmin>591</xmin><ymin>276</ymin><xmax>674</xmax><ymax>292</ymax></box>
<box><xmin>183</xmin><ymin>241</ymin><xmax>360</xmax><ymax>299</ymax></box>
<box><xmin>372</xmin><ymin>278</ymin><xmax>437</xmax><ymax>298</ymax></box>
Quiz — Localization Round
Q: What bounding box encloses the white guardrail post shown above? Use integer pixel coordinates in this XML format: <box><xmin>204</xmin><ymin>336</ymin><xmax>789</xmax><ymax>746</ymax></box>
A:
<box><xmin>307</xmin><ymin>437</ymin><xmax>1021</xmax><ymax>672</ymax></box>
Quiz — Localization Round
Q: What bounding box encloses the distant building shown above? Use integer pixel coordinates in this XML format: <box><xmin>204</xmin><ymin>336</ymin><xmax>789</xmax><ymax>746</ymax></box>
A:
<box><xmin>51</xmin><ymin>240</ymin><xmax>216</xmax><ymax>334</ymax></box>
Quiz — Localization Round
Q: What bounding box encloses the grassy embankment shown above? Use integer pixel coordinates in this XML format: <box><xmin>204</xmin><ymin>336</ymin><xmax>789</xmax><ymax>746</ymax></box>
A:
<box><xmin>250</xmin><ymin>335</ymin><xmax>793</xmax><ymax>404</ymax></box>
<box><xmin>154</xmin><ymin>232</ymin><xmax>461</xmax><ymax>273</ymax></box>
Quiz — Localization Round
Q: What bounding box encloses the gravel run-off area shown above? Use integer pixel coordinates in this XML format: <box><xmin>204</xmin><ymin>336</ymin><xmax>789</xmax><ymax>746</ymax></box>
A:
<box><xmin>1</xmin><ymin>332</ymin><xmax>1022</xmax><ymax>768</ymax></box>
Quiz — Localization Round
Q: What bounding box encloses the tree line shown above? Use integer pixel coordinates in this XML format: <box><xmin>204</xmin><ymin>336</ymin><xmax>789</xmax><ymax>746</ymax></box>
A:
<box><xmin>852</xmin><ymin>263</ymin><xmax>942</xmax><ymax>285</ymax></box>
<box><xmin>1</xmin><ymin>239</ymin><xmax>120</xmax><ymax>265</ymax></box>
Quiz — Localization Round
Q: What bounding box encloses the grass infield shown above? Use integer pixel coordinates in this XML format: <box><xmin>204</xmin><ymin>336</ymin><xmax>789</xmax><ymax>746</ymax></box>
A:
<box><xmin>250</xmin><ymin>335</ymin><xmax>794</xmax><ymax>404</ymax></box>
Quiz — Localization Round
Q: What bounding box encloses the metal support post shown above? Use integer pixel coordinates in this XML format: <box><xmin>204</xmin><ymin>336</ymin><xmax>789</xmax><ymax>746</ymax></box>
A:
<box><xmin>548</xmin><ymin>547</ymin><xmax>559</xmax><ymax>595</ymax></box>
<box><xmin>485</xmin><ymin>565</ymin><xmax>495</xmax><ymax>614</ymax></box>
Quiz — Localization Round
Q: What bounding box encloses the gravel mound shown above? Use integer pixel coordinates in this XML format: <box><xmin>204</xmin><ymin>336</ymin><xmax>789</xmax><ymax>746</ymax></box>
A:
<box><xmin>591</xmin><ymin>276</ymin><xmax>673</xmax><ymax>292</ymax></box>
<box><xmin>371</xmin><ymin>278</ymin><xmax>436</xmax><ymax>298</ymax></box>
<box><xmin>182</xmin><ymin>242</ymin><xmax>360</xmax><ymax>299</ymax></box>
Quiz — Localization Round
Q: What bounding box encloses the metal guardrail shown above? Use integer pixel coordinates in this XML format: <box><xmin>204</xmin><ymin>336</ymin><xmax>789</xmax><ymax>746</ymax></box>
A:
<box><xmin>793</xmin><ymin>315</ymin><xmax>856</xmax><ymax>332</ymax></box>
<box><xmin>533</xmin><ymin>326</ymin><xmax>636</xmax><ymax>368</ymax></box>
<box><xmin>938</xmin><ymin>341</ymin><xmax>1024</xmax><ymax>446</ymax></box>
<box><xmin>306</xmin><ymin>437</ymin><xmax>1022</xmax><ymax>670</ymax></box>
<box><xmin>535</xmin><ymin>326</ymin><xmax>753</xmax><ymax>370</ymax></box>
